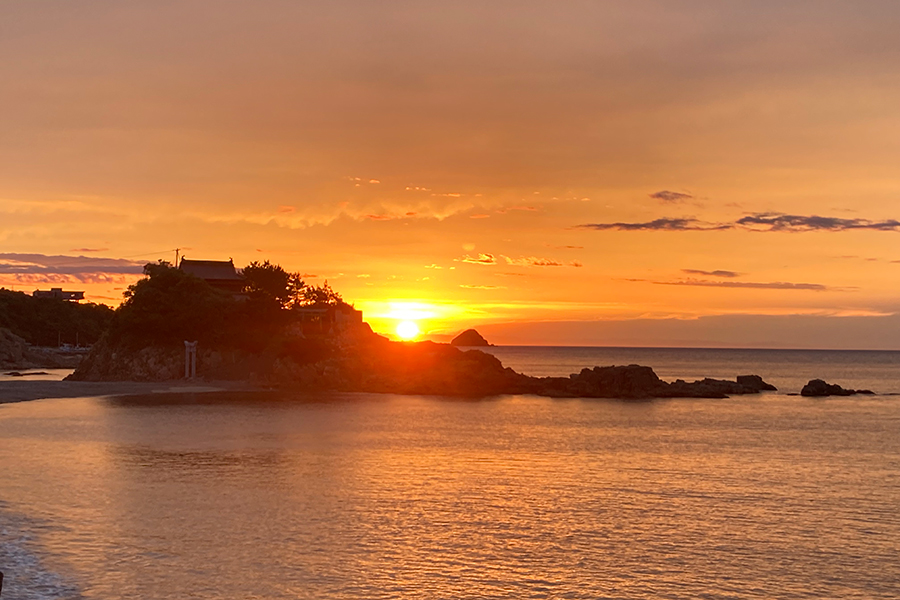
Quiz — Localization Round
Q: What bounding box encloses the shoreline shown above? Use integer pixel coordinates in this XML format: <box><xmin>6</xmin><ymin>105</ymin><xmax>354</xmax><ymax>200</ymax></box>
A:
<box><xmin>0</xmin><ymin>380</ymin><xmax>264</xmax><ymax>404</ymax></box>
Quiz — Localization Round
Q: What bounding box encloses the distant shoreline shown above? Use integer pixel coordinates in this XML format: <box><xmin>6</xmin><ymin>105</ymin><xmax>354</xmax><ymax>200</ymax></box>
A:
<box><xmin>0</xmin><ymin>380</ymin><xmax>263</xmax><ymax>405</ymax></box>
<box><xmin>472</xmin><ymin>345</ymin><xmax>900</xmax><ymax>353</ymax></box>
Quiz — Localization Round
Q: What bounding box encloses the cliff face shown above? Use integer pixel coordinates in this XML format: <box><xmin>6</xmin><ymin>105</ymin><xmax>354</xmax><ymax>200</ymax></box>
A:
<box><xmin>69</xmin><ymin>336</ymin><xmax>321</xmax><ymax>382</ymax></box>
<box><xmin>0</xmin><ymin>328</ymin><xmax>28</xmax><ymax>368</ymax></box>
<box><xmin>1</xmin><ymin>327</ymin><xmax>85</xmax><ymax>370</ymax></box>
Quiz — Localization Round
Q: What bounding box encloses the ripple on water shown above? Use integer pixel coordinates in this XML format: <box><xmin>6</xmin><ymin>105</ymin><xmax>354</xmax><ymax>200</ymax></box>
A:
<box><xmin>0</xmin><ymin>391</ymin><xmax>898</xmax><ymax>599</ymax></box>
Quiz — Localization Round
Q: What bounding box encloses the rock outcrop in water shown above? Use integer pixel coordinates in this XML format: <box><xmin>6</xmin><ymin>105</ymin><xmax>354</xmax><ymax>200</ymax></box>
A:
<box><xmin>800</xmin><ymin>379</ymin><xmax>874</xmax><ymax>397</ymax></box>
<box><xmin>449</xmin><ymin>329</ymin><xmax>492</xmax><ymax>347</ymax></box>
<box><xmin>532</xmin><ymin>365</ymin><xmax>776</xmax><ymax>399</ymax></box>
<box><xmin>70</xmin><ymin>332</ymin><xmax>777</xmax><ymax>400</ymax></box>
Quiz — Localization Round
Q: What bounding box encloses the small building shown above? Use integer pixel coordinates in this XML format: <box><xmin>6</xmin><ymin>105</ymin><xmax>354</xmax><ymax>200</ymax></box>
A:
<box><xmin>179</xmin><ymin>258</ymin><xmax>244</xmax><ymax>295</ymax></box>
<box><xmin>33</xmin><ymin>288</ymin><xmax>85</xmax><ymax>301</ymax></box>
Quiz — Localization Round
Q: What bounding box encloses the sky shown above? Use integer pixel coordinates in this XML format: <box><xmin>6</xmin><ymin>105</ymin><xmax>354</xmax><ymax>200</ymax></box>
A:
<box><xmin>2</xmin><ymin>1</ymin><xmax>900</xmax><ymax>347</ymax></box>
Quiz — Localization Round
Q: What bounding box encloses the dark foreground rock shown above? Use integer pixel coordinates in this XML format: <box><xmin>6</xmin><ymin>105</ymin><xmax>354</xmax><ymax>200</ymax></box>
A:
<box><xmin>1</xmin><ymin>327</ymin><xmax>85</xmax><ymax>369</ymax></box>
<box><xmin>533</xmin><ymin>364</ymin><xmax>776</xmax><ymax>399</ymax></box>
<box><xmin>800</xmin><ymin>379</ymin><xmax>875</xmax><ymax>397</ymax></box>
<box><xmin>450</xmin><ymin>329</ymin><xmax>492</xmax><ymax>347</ymax></box>
<box><xmin>70</xmin><ymin>330</ymin><xmax>776</xmax><ymax>399</ymax></box>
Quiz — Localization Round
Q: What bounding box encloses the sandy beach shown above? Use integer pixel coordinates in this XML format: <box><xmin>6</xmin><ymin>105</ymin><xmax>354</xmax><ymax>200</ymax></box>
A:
<box><xmin>0</xmin><ymin>380</ymin><xmax>263</xmax><ymax>404</ymax></box>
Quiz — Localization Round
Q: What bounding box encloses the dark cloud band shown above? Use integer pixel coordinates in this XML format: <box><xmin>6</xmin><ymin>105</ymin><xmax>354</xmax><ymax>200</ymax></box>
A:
<box><xmin>0</xmin><ymin>253</ymin><xmax>145</xmax><ymax>276</ymax></box>
<box><xmin>578</xmin><ymin>213</ymin><xmax>900</xmax><ymax>233</ymax></box>
<box><xmin>682</xmin><ymin>269</ymin><xmax>741</xmax><ymax>278</ymax></box>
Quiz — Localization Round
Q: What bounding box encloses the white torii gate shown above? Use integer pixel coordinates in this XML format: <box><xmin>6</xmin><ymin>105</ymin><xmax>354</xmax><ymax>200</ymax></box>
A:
<box><xmin>183</xmin><ymin>340</ymin><xmax>198</xmax><ymax>379</ymax></box>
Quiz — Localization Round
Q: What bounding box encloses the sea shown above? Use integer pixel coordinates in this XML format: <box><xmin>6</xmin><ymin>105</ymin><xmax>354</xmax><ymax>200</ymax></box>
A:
<box><xmin>1</xmin><ymin>347</ymin><xmax>899</xmax><ymax>599</ymax></box>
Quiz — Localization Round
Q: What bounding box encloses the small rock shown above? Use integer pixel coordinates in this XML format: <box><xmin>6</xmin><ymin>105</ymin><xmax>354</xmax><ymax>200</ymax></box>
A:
<box><xmin>736</xmin><ymin>375</ymin><xmax>777</xmax><ymax>392</ymax></box>
<box><xmin>450</xmin><ymin>329</ymin><xmax>493</xmax><ymax>347</ymax></box>
<box><xmin>800</xmin><ymin>379</ymin><xmax>873</xmax><ymax>397</ymax></box>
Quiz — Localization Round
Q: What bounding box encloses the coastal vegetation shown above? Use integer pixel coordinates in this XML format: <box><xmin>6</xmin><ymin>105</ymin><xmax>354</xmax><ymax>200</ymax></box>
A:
<box><xmin>70</xmin><ymin>260</ymin><xmax>361</xmax><ymax>380</ymax></box>
<box><xmin>54</xmin><ymin>260</ymin><xmax>781</xmax><ymax>399</ymax></box>
<box><xmin>0</xmin><ymin>288</ymin><xmax>113</xmax><ymax>347</ymax></box>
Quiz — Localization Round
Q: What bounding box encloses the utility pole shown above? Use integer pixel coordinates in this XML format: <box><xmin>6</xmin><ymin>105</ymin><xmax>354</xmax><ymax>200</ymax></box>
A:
<box><xmin>174</xmin><ymin>248</ymin><xmax>181</xmax><ymax>268</ymax></box>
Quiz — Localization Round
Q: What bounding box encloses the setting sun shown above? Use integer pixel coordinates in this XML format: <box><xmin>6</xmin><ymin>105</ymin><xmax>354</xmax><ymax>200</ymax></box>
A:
<box><xmin>396</xmin><ymin>320</ymin><xmax>420</xmax><ymax>341</ymax></box>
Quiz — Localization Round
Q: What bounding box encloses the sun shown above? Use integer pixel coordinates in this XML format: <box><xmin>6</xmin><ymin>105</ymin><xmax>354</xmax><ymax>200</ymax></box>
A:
<box><xmin>396</xmin><ymin>320</ymin><xmax>420</xmax><ymax>341</ymax></box>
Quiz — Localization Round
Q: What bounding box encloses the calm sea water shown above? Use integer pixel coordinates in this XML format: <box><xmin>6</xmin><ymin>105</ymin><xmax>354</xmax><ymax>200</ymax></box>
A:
<box><xmin>1</xmin><ymin>347</ymin><xmax>899</xmax><ymax>599</ymax></box>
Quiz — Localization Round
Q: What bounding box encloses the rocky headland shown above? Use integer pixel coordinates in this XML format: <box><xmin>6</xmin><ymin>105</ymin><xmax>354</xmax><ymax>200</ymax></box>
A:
<box><xmin>57</xmin><ymin>261</ymin><xmax>783</xmax><ymax>400</ymax></box>
<box><xmin>69</xmin><ymin>328</ymin><xmax>778</xmax><ymax>400</ymax></box>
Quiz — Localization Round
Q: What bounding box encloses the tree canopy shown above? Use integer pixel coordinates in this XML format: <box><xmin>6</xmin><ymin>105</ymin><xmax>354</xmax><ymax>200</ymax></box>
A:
<box><xmin>0</xmin><ymin>288</ymin><xmax>113</xmax><ymax>347</ymax></box>
<box><xmin>241</xmin><ymin>260</ymin><xmax>305</xmax><ymax>309</ymax></box>
<box><xmin>299</xmin><ymin>281</ymin><xmax>347</xmax><ymax>308</ymax></box>
<box><xmin>111</xmin><ymin>261</ymin><xmax>236</xmax><ymax>347</ymax></box>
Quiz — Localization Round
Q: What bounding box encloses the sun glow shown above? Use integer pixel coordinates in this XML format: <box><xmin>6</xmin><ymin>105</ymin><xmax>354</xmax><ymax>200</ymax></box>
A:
<box><xmin>396</xmin><ymin>320</ymin><xmax>420</xmax><ymax>341</ymax></box>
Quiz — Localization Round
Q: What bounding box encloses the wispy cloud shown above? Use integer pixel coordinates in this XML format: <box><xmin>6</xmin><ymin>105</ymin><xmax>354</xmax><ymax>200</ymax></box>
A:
<box><xmin>496</xmin><ymin>206</ymin><xmax>539</xmax><ymax>214</ymax></box>
<box><xmin>682</xmin><ymin>269</ymin><xmax>741</xmax><ymax>278</ymax></box>
<box><xmin>460</xmin><ymin>253</ymin><xmax>497</xmax><ymax>265</ymax></box>
<box><xmin>503</xmin><ymin>256</ymin><xmax>563</xmax><ymax>267</ymax></box>
<box><xmin>3</xmin><ymin>273</ymin><xmax>137</xmax><ymax>285</ymax></box>
<box><xmin>0</xmin><ymin>253</ymin><xmax>145</xmax><ymax>276</ymax></box>
<box><xmin>736</xmin><ymin>213</ymin><xmax>900</xmax><ymax>232</ymax></box>
<box><xmin>579</xmin><ymin>213</ymin><xmax>900</xmax><ymax>233</ymax></box>
<box><xmin>459</xmin><ymin>284</ymin><xmax>507</xmax><ymax>289</ymax></box>
<box><xmin>628</xmin><ymin>277</ymin><xmax>842</xmax><ymax>291</ymax></box>
<box><xmin>70</xmin><ymin>247</ymin><xmax>109</xmax><ymax>253</ymax></box>
<box><xmin>649</xmin><ymin>190</ymin><xmax>693</xmax><ymax>203</ymax></box>
<box><xmin>658</xmin><ymin>279</ymin><xmax>835</xmax><ymax>291</ymax></box>
<box><xmin>578</xmin><ymin>218</ymin><xmax>728</xmax><ymax>231</ymax></box>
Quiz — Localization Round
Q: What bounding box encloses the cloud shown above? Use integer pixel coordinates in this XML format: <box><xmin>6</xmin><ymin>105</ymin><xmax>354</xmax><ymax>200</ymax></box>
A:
<box><xmin>650</xmin><ymin>190</ymin><xmax>693</xmax><ymax>203</ymax></box>
<box><xmin>653</xmin><ymin>279</ymin><xmax>836</xmax><ymax>291</ymax></box>
<box><xmin>2</xmin><ymin>273</ymin><xmax>137</xmax><ymax>285</ymax></box>
<box><xmin>578</xmin><ymin>218</ymin><xmax>728</xmax><ymax>231</ymax></box>
<box><xmin>682</xmin><ymin>269</ymin><xmax>741</xmax><ymax>278</ymax></box>
<box><xmin>496</xmin><ymin>206</ymin><xmax>539</xmax><ymax>214</ymax></box>
<box><xmin>70</xmin><ymin>247</ymin><xmax>109</xmax><ymax>252</ymax></box>
<box><xmin>578</xmin><ymin>213</ymin><xmax>900</xmax><ymax>233</ymax></box>
<box><xmin>503</xmin><ymin>256</ymin><xmax>563</xmax><ymax>267</ymax></box>
<box><xmin>0</xmin><ymin>253</ymin><xmax>145</xmax><ymax>276</ymax></box>
<box><xmin>459</xmin><ymin>284</ymin><xmax>506</xmax><ymax>289</ymax></box>
<box><xmin>735</xmin><ymin>213</ymin><xmax>900</xmax><ymax>232</ymax></box>
<box><xmin>460</xmin><ymin>253</ymin><xmax>497</xmax><ymax>265</ymax></box>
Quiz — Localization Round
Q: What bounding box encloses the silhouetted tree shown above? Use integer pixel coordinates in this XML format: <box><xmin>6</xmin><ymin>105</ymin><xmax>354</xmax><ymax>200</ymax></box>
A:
<box><xmin>0</xmin><ymin>289</ymin><xmax>113</xmax><ymax>346</ymax></box>
<box><xmin>111</xmin><ymin>261</ymin><xmax>236</xmax><ymax>347</ymax></box>
<box><xmin>241</xmin><ymin>260</ymin><xmax>305</xmax><ymax>309</ymax></box>
<box><xmin>298</xmin><ymin>281</ymin><xmax>347</xmax><ymax>308</ymax></box>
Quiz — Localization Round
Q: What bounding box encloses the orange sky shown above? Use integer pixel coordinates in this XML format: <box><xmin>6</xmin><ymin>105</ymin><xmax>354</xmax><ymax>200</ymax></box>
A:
<box><xmin>2</xmin><ymin>2</ymin><xmax>900</xmax><ymax>347</ymax></box>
